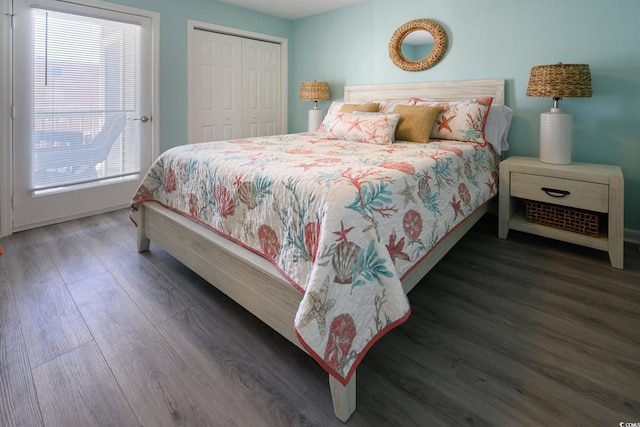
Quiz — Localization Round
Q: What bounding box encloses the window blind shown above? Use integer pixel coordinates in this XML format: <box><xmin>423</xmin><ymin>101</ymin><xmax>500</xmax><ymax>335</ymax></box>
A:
<box><xmin>31</xmin><ymin>8</ymin><xmax>140</xmax><ymax>192</ymax></box>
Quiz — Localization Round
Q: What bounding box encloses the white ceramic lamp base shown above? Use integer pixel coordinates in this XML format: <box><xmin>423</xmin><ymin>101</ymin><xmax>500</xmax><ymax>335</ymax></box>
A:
<box><xmin>539</xmin><ymin>108</ymin><xmax>573</xmax><ymax>165</ymax></box>
<box><xmin>308</xmin><ymin>108</ymin><xmax>323</xmax><ymax>132</ymax></box>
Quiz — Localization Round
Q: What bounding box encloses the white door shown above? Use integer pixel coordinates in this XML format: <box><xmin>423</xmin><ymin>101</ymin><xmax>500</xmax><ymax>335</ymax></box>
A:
<box><xmin>242</xmin><ymin>38</ymin><xmax>281</xmax><ymax>138</ymax></box>
<box><xmin>12</xmin><ymin>0</ymin><xmax>154</xmax><ymax>230</ymax></box>
<box><xmin>191</xmin><ymin>30</ymin><xmax>242</xmax><ymax>143</ymax></box>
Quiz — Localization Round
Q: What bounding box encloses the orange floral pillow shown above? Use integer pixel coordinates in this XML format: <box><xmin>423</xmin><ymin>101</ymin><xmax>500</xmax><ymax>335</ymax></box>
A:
<box><xmin>325</xmin><ymin>112</ymin><xmax>401</xmax><ymax>145</ymax></box>
<box><xmin>413</xmin><ymin>96</ymin><xmax>494</xmax><ymax>144</ymax></box>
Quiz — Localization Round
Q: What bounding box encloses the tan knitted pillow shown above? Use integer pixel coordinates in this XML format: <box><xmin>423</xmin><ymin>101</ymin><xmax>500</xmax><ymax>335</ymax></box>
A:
<box><xmin>339</xmin><ymin>103</ymin><xmax>380</xmax><ymax>113</ymax></box>
<box><xmin>392</xmin><ymin>104</ymin><xmax>442</xmax><ymax>143</ymax></box>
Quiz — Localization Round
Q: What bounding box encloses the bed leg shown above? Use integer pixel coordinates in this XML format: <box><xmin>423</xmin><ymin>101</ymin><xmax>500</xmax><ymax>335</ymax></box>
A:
<box><xmin>329</xmin><ymin>372</ymin><xmax>356</xmax><ymax>422</ymax></box>
<box><xmin>137</xmin><ymin>229</ymin><xmax>150</xmax><ymax>252</ymax></box>
<box><xmin>135</xmin><ymin>206</ymin><xmax>150</xmax><ymax>252</ymax></box>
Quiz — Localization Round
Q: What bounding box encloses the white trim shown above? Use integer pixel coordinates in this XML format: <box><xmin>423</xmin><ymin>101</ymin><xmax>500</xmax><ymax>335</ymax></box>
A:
<box><xmin>36</xmin><ymin>0</ymin><xmax>157</xmax><ymax>20</ymax></box>
<box><xmin>148</xmin><ymin>7</ymin><xmax>161</xmax><ymax>162</ymax></box>
<box><xmin>0</xmin><ymin>0</ymin><xmax>159</xmax><ymax>236</ymax></box>
<box><xmin>0</xmin><ymin>2</ymin><xmax>13</xmax><ymax>236</ymax></box>
<box><xmin>187</xmin><ymin>20</ymin><xmax>288</xmax><ymax>144</ymax></box>
<box><xmin>143</xmin><ymin>4</ymin><xmax>160</xmax><ymax>163</ymax></box>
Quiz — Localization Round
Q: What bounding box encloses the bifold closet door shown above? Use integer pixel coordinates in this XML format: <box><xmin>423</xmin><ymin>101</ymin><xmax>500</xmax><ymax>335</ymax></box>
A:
<box><xmin>191</xmin><ymin>31</ymin><xmax>281</xmax><ymax>143</ymax></box>
<box><xmin>242</xmin><ymin>38</ymin><xmax>281</xmax><ymax>138</ymax></box>
<box><xmin>191</xmin><ymin>30</ymin><xmax>242</xmax><ymax>143</ymax></box>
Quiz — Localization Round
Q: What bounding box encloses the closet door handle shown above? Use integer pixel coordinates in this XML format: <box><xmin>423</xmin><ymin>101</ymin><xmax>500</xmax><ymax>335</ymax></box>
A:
<box><xmin>541</xmin><ymin>187</ymin><xmax>571</xmax><ymax>198</ymax></box>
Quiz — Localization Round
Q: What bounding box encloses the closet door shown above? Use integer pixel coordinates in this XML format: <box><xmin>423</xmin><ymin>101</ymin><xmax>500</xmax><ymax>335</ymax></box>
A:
<box><xmin>242</xmin><ymin>38</ymin><xmax>281</xmax><ymax>137</ymax></box>
<box><xmin>191</xmin><ymin>30</ymin><xmax>242</xmax><ymax>143</ymax></box>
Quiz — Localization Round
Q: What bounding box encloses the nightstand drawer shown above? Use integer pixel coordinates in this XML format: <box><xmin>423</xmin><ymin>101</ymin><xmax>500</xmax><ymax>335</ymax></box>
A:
<box><xmin>510</xmin><ymin>172</ymin><xmax>609</xmax><ymax>212</ymax></box>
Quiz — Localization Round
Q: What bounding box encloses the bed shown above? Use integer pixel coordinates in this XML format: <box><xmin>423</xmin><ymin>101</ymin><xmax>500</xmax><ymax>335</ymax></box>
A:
<box><xmin>131</xmin><ymin>79</ymin><xmax>508</xmax><ymax>422</ymax></box>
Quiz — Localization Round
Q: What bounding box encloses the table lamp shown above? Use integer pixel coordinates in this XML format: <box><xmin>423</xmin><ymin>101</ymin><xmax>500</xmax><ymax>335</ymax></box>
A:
<box><xmin>526</xmin><ymin>62</ymin><xmax>592</xmax><ymax>164</ymax></box>
<box><xmin>299</xmin><ymin>81</ymin><xmax>330</xmax><ymax>132</ymax></box>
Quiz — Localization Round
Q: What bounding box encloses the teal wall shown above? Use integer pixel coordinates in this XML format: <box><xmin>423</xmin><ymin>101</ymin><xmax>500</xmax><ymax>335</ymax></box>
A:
<box><xmin>290</xmin><ymin>0</ymin><xmax>640</xmax><ymax>231</ymax></box>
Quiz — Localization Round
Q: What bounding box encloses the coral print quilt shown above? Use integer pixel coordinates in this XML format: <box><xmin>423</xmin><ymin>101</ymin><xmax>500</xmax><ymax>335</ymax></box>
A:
<box><xmin>131</xmin><ymin>133</ymin><xmax>499</xmax><ymax>384</ymax></box>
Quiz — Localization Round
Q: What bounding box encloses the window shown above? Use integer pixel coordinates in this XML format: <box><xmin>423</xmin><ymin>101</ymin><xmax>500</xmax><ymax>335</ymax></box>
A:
<box><xmin>31</xmin><ymin>8</ymin><xmax>140</xmax><ymax>192</ymax></box>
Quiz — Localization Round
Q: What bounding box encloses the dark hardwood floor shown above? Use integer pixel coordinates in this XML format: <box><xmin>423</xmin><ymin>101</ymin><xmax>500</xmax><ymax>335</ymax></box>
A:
<box><xmin>1</xmin><ymin>209</ymin><xmax>638</xmax><ymax>426</ymax></box>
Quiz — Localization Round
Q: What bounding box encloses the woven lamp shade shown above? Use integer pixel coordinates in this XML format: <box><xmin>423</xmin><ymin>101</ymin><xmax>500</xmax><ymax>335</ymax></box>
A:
<box><xmin>299</xmin><ymin>81</ymin><xmax>330</xmax><ymax>102</ymax></box>
<box><xmin>526</xmin><ymin>63</ymin><xmax>592</xmax><ymax>99</ymax></box>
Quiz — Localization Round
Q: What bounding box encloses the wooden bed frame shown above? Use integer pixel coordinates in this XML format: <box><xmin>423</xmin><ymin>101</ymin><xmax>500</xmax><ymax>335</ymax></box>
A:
<box><xmin>133</xmin><ymin>79</ymin><xmax>505</xmax><ymax>422</ymax></box>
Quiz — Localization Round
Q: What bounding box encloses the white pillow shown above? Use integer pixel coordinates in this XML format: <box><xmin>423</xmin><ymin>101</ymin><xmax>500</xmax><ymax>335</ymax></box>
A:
<box><xmin>484</xmin><ymin>105</ymin><xmax>513</xmax><ymax>152</ymax></box>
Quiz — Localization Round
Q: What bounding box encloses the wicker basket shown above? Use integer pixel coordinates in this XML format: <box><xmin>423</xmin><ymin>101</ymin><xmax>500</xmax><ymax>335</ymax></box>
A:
<box><xmin>525</xmin><ymin>200</ymin><xmax>600</xmax><ymax>237</ymax></box>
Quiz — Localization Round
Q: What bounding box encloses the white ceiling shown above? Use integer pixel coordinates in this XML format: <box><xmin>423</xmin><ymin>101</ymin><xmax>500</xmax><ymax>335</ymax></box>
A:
<box><xmin>217</xmin><ymin>0</ymin><xmax>367</xmax><ymax>20</ymax></box>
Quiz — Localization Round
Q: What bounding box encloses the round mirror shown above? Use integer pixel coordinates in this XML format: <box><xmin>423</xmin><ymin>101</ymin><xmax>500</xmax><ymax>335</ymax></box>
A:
<box><xmin>389</xmin><ymin>19</ymin><xmax>447</xmax><ymax>72</ymax></box>
<box><xmin>400</xmin><ymin>30</ymin><xmax>434</xmax><ymax>62</ymax></box>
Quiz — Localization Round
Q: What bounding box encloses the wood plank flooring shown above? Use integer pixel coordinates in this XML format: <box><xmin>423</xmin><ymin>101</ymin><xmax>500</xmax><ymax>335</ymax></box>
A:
<box><xmin>0</xmin><ymin>209</ymin><xmax>638</xmax><ymax>426</ymax></box>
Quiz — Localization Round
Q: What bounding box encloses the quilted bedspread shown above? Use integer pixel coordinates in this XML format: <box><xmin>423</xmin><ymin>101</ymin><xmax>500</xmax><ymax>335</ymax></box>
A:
<box><xmin>131</xmin><ymin>132</ymin><xmax>499</xmax><ymax>385</ymax></box>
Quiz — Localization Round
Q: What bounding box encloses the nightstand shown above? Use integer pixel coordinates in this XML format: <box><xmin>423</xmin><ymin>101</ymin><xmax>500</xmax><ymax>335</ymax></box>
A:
<box><xmin>499</xmin><ymin>156</ymin><xmax>624</xmax><ymax>269</ymax></box>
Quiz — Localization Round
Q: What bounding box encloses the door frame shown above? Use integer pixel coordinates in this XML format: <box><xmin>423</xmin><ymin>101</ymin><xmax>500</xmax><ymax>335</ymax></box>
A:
<box><xmin>0</xmin><ymin>0</ymin><xmax>160</xmax><ymax>236</ymax></box>
<box><xmin>187</xmin><ymin>20</ymin><xmax>288</xmax><ymax>144</ymax></box>
<box><xmin>0</xmin><ymin>0</ymin><xmax>13</xmax><ymax>236</ymax></box>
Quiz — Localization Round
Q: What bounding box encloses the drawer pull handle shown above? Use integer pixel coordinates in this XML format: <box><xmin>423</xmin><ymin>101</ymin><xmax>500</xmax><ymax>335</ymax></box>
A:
<box><xmin>541</xmin><ymin>187</ymin><xmax>571</xmax><ymax>198</ymax></box>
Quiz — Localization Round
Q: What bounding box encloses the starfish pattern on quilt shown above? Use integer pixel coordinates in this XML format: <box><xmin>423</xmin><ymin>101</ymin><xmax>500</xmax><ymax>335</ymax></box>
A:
<box><xmin>297</xmin><ymin>277</ymin><xmax>336</xmax><ymax>336</ymax></box>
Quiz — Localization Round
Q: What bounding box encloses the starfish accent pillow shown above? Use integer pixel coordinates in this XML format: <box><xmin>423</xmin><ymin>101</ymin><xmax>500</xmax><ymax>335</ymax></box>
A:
<box><xmin>325</xmin><ymin>112</ymin><xmax>401</xmax><ymax>145</ymax></box>
<box><xmin>413</xmin><ymin>97</ymin><xmax>494</xmax><ymax>144</ymax></box>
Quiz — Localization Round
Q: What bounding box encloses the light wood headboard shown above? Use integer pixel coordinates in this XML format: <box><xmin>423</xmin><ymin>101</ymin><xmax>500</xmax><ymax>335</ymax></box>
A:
<box><xmin>343</xmin><ymin>79</ymin><xmax>505</xmax><ymax>105</ymax></box>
